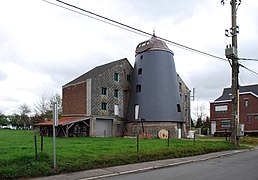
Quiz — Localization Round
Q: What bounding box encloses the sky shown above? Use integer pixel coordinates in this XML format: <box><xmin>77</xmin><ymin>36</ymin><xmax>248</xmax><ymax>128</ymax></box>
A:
<box><xmin>0</xmin><ymin>0</ymin><xmax>258</xmax><ymax>117</ymax></box>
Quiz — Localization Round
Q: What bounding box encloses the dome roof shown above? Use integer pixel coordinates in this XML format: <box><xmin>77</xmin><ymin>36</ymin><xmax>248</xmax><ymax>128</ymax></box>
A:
<box><xmin>135</xmin><ymin>36</ymin><xmax>173</xmax><ymax>55</ymax></box>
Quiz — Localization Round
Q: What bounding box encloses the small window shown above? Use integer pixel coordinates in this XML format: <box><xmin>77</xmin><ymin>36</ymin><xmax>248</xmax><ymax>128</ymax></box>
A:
<box><xmin>136</xmin><ymin>84</ymin><xmax>141</xmax><ymax>93</ymax></box>
<box><xmin>185</xmin><ymin>95</ymin><xmax>188</xmax><ymax>102</ymax></box>
<box><xmin>114</xmin><ymin>89</ymin><xmax>119</xmax><ymax>98</ymax></box>
<box><xmin>140</xmin><ymin>55</ymin><xmax>143</xmax><ymax>59</ymax></box>
<box><xmin>179</xmin><ymin>83</ymin><xmax>182</xmax><ymax>91</ymax></box>
<box><xmin>101</xmin><ymin>102</ymin><xmax>107</xmax><ymax>110</ymax></box>
<box><xmin>221</xmin><ymin>120</ymin><xmax>230</xmax><ymax>128</ymax></box>
<box><xmin>247</xmin><ymin>115</ymin><xmax>251</xmax><ymax>124</ymax></box>
<box><xmin>101</xmin><ymin>87</ymin><xmax>107</xmax><ymax>95</ymax></box>
<box><xmin>127</xmin><ymin>75</ymin><xmax>131</xmax><ymax>82</ymax></box>
<box><xmin>255</xmin><ymin>115</ymin><xmax>258</xmax><ymax>120</ymax></box>
<box><xmin>244</xmin><ymin>100</ymin><xmax>248</xmax><ymax>107</ymax></box>
<box><xmin>114</xmin><ymin>73</ymin><xmax>119</xmax><ymax>81</ymax></box>
<box><xmin>138</xmin><ymin>68</ymin><xmax>142</xmax><ymax>75</ymax></box>
<box><xmin>177</xmin><ymin>104</ymin><xmax>181</xmax><ymax>112</ymax></box>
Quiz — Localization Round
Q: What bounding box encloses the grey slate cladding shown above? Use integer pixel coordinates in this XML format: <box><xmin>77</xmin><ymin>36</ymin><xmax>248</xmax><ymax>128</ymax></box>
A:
<box><xmin>215</xmin><ymin>84</ymin><xmax>258</xmax><ymax>101</ymax></box>
<box><xmin>64</xmin><ymin>58</ymin><xmax>128</xmax><ymax>87</ymax></box>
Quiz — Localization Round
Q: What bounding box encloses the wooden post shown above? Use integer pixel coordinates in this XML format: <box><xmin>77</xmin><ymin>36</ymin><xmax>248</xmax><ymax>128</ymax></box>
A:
<box><xmin>167</xmin><ymin>130</ymin><xmax>170</xmax><ymax>147</ymax></box>
<box><xmin>193</xmin><ymin>131</ymin><xmax>196</xmax><ymax>146</ymax></box>
<box><xmin>34</xmin><ymin>131</ymin><xmax>38</xmax><ymax>161</ymax></box>
<box><xmin>41</xmin><ymin>135</ymin><xmax>44</xmax><ymax>153</ymax></box>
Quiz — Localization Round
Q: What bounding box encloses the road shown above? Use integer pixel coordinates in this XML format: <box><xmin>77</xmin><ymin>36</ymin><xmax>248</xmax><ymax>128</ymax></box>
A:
<box><xmin>102</xmin><ymin>148</ymin><xmax>258</xmax><ymax>180</ymax></box>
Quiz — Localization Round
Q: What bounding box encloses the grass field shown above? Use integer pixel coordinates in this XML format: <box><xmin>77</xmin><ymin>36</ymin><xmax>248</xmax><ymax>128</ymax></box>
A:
<box><xmin>0</xmin><ymin>129</ymin><xmax>238</xmax><ymax>179</ymax></box>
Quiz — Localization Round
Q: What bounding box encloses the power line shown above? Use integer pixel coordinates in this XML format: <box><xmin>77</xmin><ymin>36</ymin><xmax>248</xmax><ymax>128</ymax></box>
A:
<box><xmin>43</xmin><ymin>0</ymin><xmax>228</xmax><ymax>62</ymax></box>
<box><xmin>238</xmin><ymin>58</ymin><xmax>258</xmax><ymax>62</ymax></box>
<box><xmin>239</xmin><ymin>64</ymin><xmax>258</xmax><ymax>78</ymax></box>
<box><xmin>42</xmin><ymin>0</ymin><xmax>150</xmax><ymax>38</ymax></box>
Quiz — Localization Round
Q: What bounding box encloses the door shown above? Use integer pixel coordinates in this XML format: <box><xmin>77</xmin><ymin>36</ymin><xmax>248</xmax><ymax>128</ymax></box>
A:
<box><xmin>96</xmin><ymin>118</ymin><xmax>113</xmax><ymax>137</ymax></box>
<box><xmin>211</xmin><ymin>121</ymin><xmax>216</xmax><ymax>135</ymax></box>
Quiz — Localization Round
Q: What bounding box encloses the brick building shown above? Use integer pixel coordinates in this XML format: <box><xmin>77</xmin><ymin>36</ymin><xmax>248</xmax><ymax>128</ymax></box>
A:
<box><xmin>210</xmin><ymin>84</ymin><xmax>258</xmax><ymax>136</ymax></box>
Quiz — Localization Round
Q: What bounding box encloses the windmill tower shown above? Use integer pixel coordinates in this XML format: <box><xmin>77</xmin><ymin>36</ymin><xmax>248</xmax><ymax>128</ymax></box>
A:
<box><xmin>126</xmin><ymin>35</ymin><xmax>184</xmax><ymax>138</ymax></box>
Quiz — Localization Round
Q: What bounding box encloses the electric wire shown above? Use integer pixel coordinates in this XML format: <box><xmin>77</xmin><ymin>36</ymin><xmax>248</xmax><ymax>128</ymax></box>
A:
<box><xmin>44</xmin><ymin>0</ymin><xmax>258</xmax><ymax>78</ymax></box>
<box><xmin>239</xmin><ymin>64</ymin><xmax>258</xmax><ymax>78</ymax></box>
<box><xmin>42</xmin><ymin>0</ymin><xmax>150</xmax><ymax>38</ymax></box>
<box><xmin>45</xmin><ymin>0</ymin><xmax>228</xmax><ymax>62</ymax></box>
<box><xmin>238</xmin><ymin>58</ymin><xmax>258</xmax><ymax>62</ymax></box>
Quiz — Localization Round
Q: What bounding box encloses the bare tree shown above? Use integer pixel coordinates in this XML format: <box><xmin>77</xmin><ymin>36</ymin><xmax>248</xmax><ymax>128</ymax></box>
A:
<box><xmin>32</xmin><ymin>93</ymin><xmax>62</xmax><ymax>124</ymax></box>
<box><xmin>193</xmin><ymin>104</ymin><xmax>207</xmax><ymax>121</ymax></box>
<box><xmin>34</xmin><ymin>94</ymin><xmax>50</xmax><ymax>116</ymax></box>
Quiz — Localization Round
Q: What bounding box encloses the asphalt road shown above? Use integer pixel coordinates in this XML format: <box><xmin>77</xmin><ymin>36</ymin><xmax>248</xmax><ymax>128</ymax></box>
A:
<box><xmin>102</xmin><ymin>148</ymin><xmax>258</xmax><ymax>180</ymax></box>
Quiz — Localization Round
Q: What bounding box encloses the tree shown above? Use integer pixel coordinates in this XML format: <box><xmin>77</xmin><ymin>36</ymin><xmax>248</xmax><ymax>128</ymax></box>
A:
<box><xmin>34</xmin><ymin>94</ymin><xmax>50</xmax><ymax>116</ymax></box>
<box><xmin>0</xmin><ymin>113</ymin><xmax>8</xmax><ymax>126</ymax></box>
<box><xmin>18</xmin><ymin>103</ymin><xmax>31</xmax><ymax>129</ymax></box>
<box><xmin>193</xmin><ymin>104</ymin><xmax>210</xmax><ymax>135</ymax></box>
<box><xmin>32</xmin><ymin>93</ymin><xmax>62</xmax><ymax>124</ymax></box>
<box><xmin>193</xmin><ymin>104</ymin><xmax>207</xmax><ymax>121</ymax></box>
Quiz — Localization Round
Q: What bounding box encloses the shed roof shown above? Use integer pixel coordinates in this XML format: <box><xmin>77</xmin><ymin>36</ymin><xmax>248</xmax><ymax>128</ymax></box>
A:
<box><xmin>63</xmin><ymin>58</ymin><xmax>130</xmax><ymax>87</ymax></box>
<box><xmin>35</xmin><ymin>117</ymin><xmax>89</xmax><ymax>126</ymax></box>
<box><xmin>215</xmin><ymin>84</ymin><xmax>258</xmax><ymax>101</ymax></box>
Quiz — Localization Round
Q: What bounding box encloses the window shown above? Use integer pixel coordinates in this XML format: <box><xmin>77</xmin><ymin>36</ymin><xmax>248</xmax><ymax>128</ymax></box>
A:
<box><xmin>255</xmin><ymin>115</ymin><xmax>258</xmax><ymax>120</ymax></box>
<box><xmin>179</xmin><ymin>83</ymin><xmax>182</xmax><ymax>91</ymax></box>
<box><xmin>185</xmin><ymin>95</ymin><xmax>188</xmax><ymax>102</ymax></box>
<box><xmin>134</xmin><ymin>104</ymin><xmax>140</xmax><ymax>119</ymax></box>
<box><xmin>247</xmin><ymin>115</ymin><xmax>251</xmax><ymax>124</ymax></box>
<box><xmin>138</xmin><ymin>68</ymin><xmax>142</xmax><ymax>75</ymax></box>
<box><xmin>221</xmin><ymin>120</ymin><xmax>230</xmax><ymax>128</ymax></box>
<box><xmin>101</xmin><ymin>87</ymin><xmax>107</xmax><ymax>95</ymax></box>
<box><xmin>127</xmin><ymin>75</ymin><xmax>131</xmax><ymax>82</ymax></box>
<box><xmin>114</xmin><ymin>73</ymin><xmax>119</xmax><ymax>81</ymax></box>
<box><xmin>114</xmin><ymin>89</ymin><xmax>119</xmax><ymax>97</ymax></box>
<box><xmin>101</xmin><ymin>102</ymin><xmax>107</xmax><ymax>110</ymax></box>
<box><xmin>244</xmin><ymin>99</ymin><xmax>249</xmax><ymax>107</ymax></box>
<box><xmin>140</xmin><ymin>55</ymin><xmax>143</xmax><ymax>59</ymax></box>
<box><xmin>215</xmin><ymin>105</ymin><xmax>228</xmax><ymax>114</ymax></box>
<box><xmin>185</xmin><ymin>109</ymin><xmax>188</xmax><ymax>120</ymax></box>
<box><xmin>177</xmin><ymin>104</ymin><xmax>181</xmax><ymax>112</ymax></box>
<box><xmin>136</xmin><ymin>84</ymin><xmax>141</xmax><ymax>93</ymax></box>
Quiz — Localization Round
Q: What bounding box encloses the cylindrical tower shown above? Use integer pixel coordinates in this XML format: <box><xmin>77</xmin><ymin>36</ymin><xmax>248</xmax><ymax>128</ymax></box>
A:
<box><xmin>127</xmin><ymin>36</ymin><xmax>183</xmax><ymax>122</ymax></box>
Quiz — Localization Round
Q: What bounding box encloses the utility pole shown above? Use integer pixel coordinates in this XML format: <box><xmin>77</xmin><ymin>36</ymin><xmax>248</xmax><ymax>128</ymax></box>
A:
<box><xmin>223</xmin><ymin>0</ymin><xmax>241</xmax><ymax>146</ymax></box>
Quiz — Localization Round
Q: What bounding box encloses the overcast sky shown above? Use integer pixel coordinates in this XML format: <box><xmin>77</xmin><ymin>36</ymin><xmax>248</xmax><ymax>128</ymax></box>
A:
<box><xmin>0</xmin><ymin>0</ymin><xmax>258</xmax><ymax>116</ymax></box>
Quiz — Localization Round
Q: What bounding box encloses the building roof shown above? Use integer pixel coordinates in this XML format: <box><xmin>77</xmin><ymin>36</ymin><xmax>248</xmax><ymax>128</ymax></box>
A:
<box><xmin>215</xmin><ymin>84</ymin><xmax>258</xmax><ymax>102</ymax></box>
<box><xmin>63</xmin><ymin>58</ymin><xmax>130</xmax><ymax>87</ymax></box>
<box><xmin>135</xmin><ymin>35</ymin><xmax>173</xmax><ymax>55</ymax></box>
<box><xmin>35</xmin><ymin>117</ymin><xmax>89</xmax><ymax>126</ymax></box>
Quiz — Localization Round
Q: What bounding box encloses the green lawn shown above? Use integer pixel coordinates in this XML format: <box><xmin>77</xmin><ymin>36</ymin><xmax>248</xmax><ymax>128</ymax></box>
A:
<box><xmin>0</xmin><ymin>129</ymin><xmax>237</xmax><ymax>179</ymax></box>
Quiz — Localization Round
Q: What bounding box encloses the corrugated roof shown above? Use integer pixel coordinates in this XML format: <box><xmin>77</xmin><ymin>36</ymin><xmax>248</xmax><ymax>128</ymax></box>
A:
<box><xmin>35</xmin><ymin>117</ymin><xmax>89</xmax><ymax>126</ymax></box>
<box><xmin>215</xmin><ymin>84</ymin><xmax>258</xmax><ymax>101</ymax></box>
<box><xmin>63</xmin><ymin>58</ymin><xmax>129</xmax><ymax>87</ymax></box>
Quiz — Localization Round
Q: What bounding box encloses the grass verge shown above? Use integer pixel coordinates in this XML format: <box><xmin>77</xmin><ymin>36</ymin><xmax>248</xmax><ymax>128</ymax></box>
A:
<box><xmin>0</xmin><ymin>130</ymin><xmax>237</xmax><ymax>179</ymax></box>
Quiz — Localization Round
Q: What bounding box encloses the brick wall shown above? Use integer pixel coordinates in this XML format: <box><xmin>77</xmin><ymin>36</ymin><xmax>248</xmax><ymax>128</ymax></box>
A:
<box><xmin>62</xmin><ymin>82</ymin><xmax>87</xmax><ymax>116</ymax></box>
<box><xmin>210</xmin><ymin>93</ymin><xmax>258</xmax><ymax>133</ymax></box>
